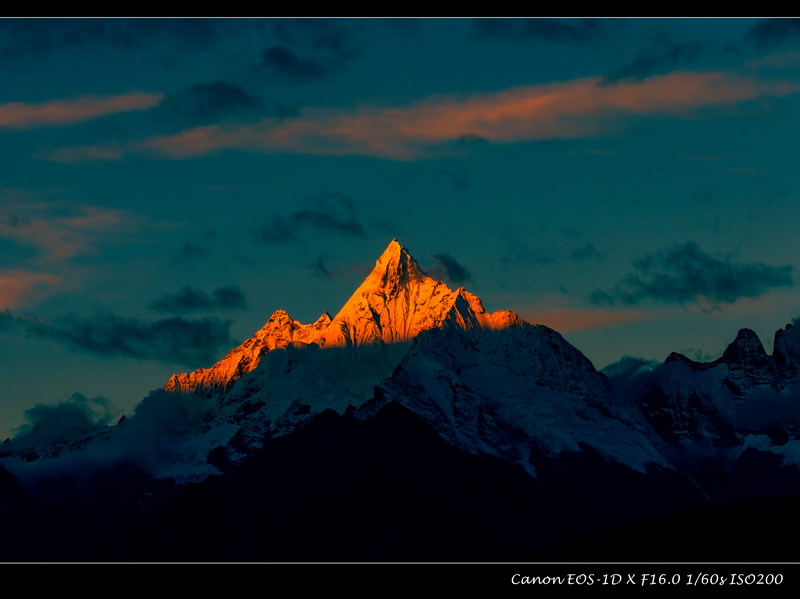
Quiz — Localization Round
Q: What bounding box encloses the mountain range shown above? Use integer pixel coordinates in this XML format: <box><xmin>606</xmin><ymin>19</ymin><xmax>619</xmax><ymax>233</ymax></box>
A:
<box><xmin>2</xmin><ymin>239</ymin><xmax>800</xmax><ymax>562</ymax></box>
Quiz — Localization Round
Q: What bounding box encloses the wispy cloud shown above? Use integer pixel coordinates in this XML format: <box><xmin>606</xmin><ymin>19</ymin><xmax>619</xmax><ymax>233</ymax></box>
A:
<box><xmin>604</xmin><ymin>41</ymin><xmax>700</xmax><ymax>83</ymax></box>
<box><xmin>148</xmin><ymin>286</ymin><xmax>247</xmax><ymax>313</ymax></box>
<box><xmin>744</xmin><ymin>49</ymin><xmax>800</xmax><ymax>70</ymax></box>
<box><xmin>0</xmin><ymin>92</ymin><xmax>163</xmax><ymax>129</ymax></box>
<box><xmin>0</xmin><ymin>201</ymin><xmax>129</xmax><ymax>263</ymax></box>
<box><xmin>0</xmin><ymin>310</ymin><xmax>234</xmax><ymax>367</ymax></box>
<box><xmin>428</xmin><ymin>253</ymin><xmax>472</xmax><ymax>285</ymax></box>
<box><xmin>7</xmin><ymin>393</ymin><xmax>115</xmax><ymax>450</ymax></box>
<box><xmin>252</xmin><ymin>192</ymin><xmax>367</xmax><ymax>244</ymax></box>
<box><xmin>49</xmin><ymin>70</ymin><xmax>800</xmax><ymax>162</ymax></box>
<box><xmin>153</xmin><ymin>81</ymin><xmax>261</xmax><ymax>129</ymax></box>
<box><xmin>0</xmin><ymin>200</ymin><xmax>136</xmax><ymax>308</ymax></box>
<box><xmin>178</xmin><ymin>242</ymin><xmax>209</xmax><ymax>261</ymax></box>
<box><xmin>0</xmin><ymin>18</ymin><xmax>233</xmax><ymax>61</ymax></box>
<box><xmin>0</xmin><ymin>270</ymin><xmax>59</xmax><ymax>310</ymax></box>
<box><xmin>519</xmin><ymin>306</ymin><xmax>653</xmax><ymax>332</ymax></box>
<box><xmin>590</xmin><ymin>242</ymin><xmax>794</xmax><ymax>310</ymax></box>
<box><xmin>258</xmin><ymin>46</ymin><xmax>328</xmax><ymax>83</ymax></box>
<box><xmin>45</xmin><ymin>143</ymin><xmax>126</xmax><ymax>163</ymax></box>
<box><xmin>255</xmin><ymin>19</ymin><xmax>361</xmax><ymax>85</ymax></box>
<box><xmin>308</xmin><ymin>254</ymin><xmax>371</xmax><ymax>282</ymax></box>
<box><xmin>271</xmin><ymin>17</ymin><xmax>360</xmax><ymax>63</ymax></box>
<box><xmin>310</xmin><ymin>254</ymin><xmax>334</xmax><ymax>279</ymax></box>
<box><xmin>471</xmin><ymin>18</ymin><xmax>607</xmax><ymax>43</ymax></box>
<box><xmin>747</xmin><ymin>18</ymin><xmax>800</xmax><ymax>48</ymax></box>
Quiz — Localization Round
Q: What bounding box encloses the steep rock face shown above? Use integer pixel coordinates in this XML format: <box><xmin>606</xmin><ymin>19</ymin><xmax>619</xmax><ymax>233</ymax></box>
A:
<box><xmin>651</xmin><ymin>329</ymin><xmax>784</xmax><ymax>405</ymax></box>
<box><xmin>107</xmin><ymin>239</ymin><xmax>800</xmax><ymax>485</ymax></box>
<box><xmin>637</xmin><ymin>358</ymin><xmax>738</xmax><ymax>445</ymax></box>
<box><xmin>165</xmin><ymin>239</ymin><xmax>519</xmax><ymax>394</ymax></box>
<box><xmin>164</xmin><ymin>310</ymin><xmax>332</xmax><ymax>395</ymax></box>
<box><xmin>774</xmin><ymin>322</ymin><xmax>800</xmax><ymax>384</ymax></box>
<box><xmin>636</xmin><ymin>327</ymin><xmax>800</xmax><ymax>447</ymax></box>
<box><xmin>313</xmin><ymin>240</ymin><xmax>515</xmax><ymax>350</ymax></box>
<box><xmin>151</xmin><ymin>239</ymin><xmax>548</xmax><ymax>478</ymax></box>
<box><xmin>154</xmin><ymin>239</ymin><xmax>670</xmax><ymax>480</ymax></box>
<box><xmin>718</xmin><ymin>328</ymin><xmax>784</xmax><ymax>401</ymax></box>
<box><xmin>371</xmin><ymin>322</ymin><xmax>667</xmax><ymax>474</ymax></box>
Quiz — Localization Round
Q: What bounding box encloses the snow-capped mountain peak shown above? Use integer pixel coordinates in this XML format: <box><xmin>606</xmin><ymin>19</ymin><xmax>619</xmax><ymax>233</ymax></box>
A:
<box><xmin>163</xmin><ymin>308</ymin><xmax>332</xmax><ymax>394</ymax></box>
<box><xmin>718</xmin><ymin>328</ymin><xmax>784</xmax><ymax>400</ymax></box>
<box><xmin>774</xmin><ymin>322</ymin><xmax>800</xmax><ymax>384</ymax></box>
<box><xmin>315</xmin><ymin>239</ymin><xmax>514</xmax><ymax>349</ymax></box>
<box><xmin>6</xmin><ymin>240</ymin><xmax>800</xmax><ymax>564</ymax></box>
<box><xmin>165</xmin><ymin>239</ymin><xmax>520</xmax><ymax>392</ymax></box>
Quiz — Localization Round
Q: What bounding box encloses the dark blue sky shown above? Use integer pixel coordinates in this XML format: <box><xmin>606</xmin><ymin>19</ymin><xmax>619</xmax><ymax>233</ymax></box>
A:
<box><xmin>1</xmin><ymin>18</ymin><xmax>799</xmax><ymax>439</ymax></box>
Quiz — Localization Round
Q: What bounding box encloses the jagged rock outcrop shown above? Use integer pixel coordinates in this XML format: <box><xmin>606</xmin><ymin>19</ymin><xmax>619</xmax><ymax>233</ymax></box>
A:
<box><xmin>636</xmin><ymin>326</ymin><xmax>800</xmax><ymax>447</ymax></box>
<box><xmin>312</xmin><ymin>240</ymin><xmax>519</xmax><ymax>349</ymax></box>
<box><xmin>637</xmin><ymin>362</ymin><xmax>738</xmax><ymax>445</ymax></box>
<box><xmin>164</xmin><ymin>310</ymin><xmax>332</xmax><ymax>394</ymax></box>
<box><xmin>774</xmin><ymin>322</ymin><xmax>800</xmax><ymax>384</ymax></box>
<box><xmin>6</xmin><ymin>239</ymin><xmax>800</xmax><ymax>565</ymax></box>
<box><xmin>371</xmin><ymin>322</ymin><xmax>667</xmax><ymax>473</ymax></box>
<box><xmin>718</xmin><ymin>328</ymin><xmax>785</xmax><ymax>400</ymax></box>
<box><xmin>661</xmin><ymin>329</ymin><xmax>785</xmax><ymax>404</ymax></box>
<box><xmin>12</xmin><ymin>239</ymin><xmax>800</xmax><ymax>493</ymax></box>
<box><xmin>165</xmin><ymin>239</ymin><xmax>521</xmax><ymax>393</ymax></box>
<box><xmin>154</xmin><ymin>239</ymin><xmax>673</xmax><ymax>479</ymax></box>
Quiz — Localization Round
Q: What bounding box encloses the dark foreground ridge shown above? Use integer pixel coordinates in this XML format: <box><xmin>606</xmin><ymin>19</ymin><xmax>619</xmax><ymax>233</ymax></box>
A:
<box><xmin>4</xmin><ymin>401</ymin><xmax>799</xmax><ymax>562</ymax></box>
<box><xmin>87</xmin><ymin>403</ymin><xmax>800</xmax><ymax>562</ymax></box>
<box><xmin>94</xmin><ymin>402</ymin><xmax>585</xmax><ymax>562</ymax></box>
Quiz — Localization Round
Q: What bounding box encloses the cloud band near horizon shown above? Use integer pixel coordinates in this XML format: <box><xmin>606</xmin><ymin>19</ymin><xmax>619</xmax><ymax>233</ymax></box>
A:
<box><xmin>0</xmin><ymin>310</ymin><xmax>235</xmax><ymax>367</ymax></box>
<box><xmin>45</xmin><ymin>70</ymin><xmax>800</xmax><ymax>163</ymax></box>
<box><xmin>591</xmin><ymin>242</ymin><xmax>795</xmax><ymax>310</ymax></box>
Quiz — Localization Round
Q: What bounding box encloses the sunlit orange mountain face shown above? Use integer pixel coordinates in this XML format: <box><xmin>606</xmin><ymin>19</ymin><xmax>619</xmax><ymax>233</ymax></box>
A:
<box><xmin>165</xmin><ymin>239</ymin><xmax>523</xmax><ymax>395</ymax></box>
<box><xmin>2</xmin><ymin>239</ymin><xmax>800</xmax><ymax>564</ymax></box>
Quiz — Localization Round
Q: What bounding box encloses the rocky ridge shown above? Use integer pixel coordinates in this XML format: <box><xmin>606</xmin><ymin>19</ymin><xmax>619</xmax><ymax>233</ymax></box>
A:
<box><xmin>165</xmin><ymin>239</ymin><xmax>523</xmax><ymax>394</ymax></box>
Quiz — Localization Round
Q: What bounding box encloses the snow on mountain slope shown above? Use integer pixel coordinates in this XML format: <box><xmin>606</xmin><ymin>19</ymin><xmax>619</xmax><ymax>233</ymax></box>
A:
<box><xmin>13</xmin><ymin>240</ymin><xmax>798</xmax><ymax>486</ymax></box>
<box><xmin>774</xmin><ymin>321</ymin><xmax>800</xmax><ymax>384</ymax></box>
<box><xmin>717</xmin><ymin>328</ymin><xmax>785</xmax><ymax>401</ymax></box>
<box><xmin>164</xmin><ymin>310</ymin><xmax>332</xmax><ymax>395</ymax></box>
<box><xmin>371</xmin><ymin>323</ymin><xmax>669</xmax><ymax>474</ymax></box>
<box><xmin>311</xmin><ymin>239</ymin><xmax>517</xmax><ymax>349</ymax></box>
<box><xmin>164</xmin><ymin>239</ymin><xmax>517</xmax><ymax>395</ymax></box>
<box><xmin>5</xmin><ymin>236</ymin><xmax>800</xmax><ymax>558</ymax></box>
<box><xmin>632</xmin><ymin>326</ymin><xmax>800</xmax><ymax>461</ymax></box>
<box><xmin>637</xmin><ymin>354</ymin><xmax>739</xmax><ymax>444</ymax></box>
<box><xmin>150</xmin><ymin>239</ymin><xmax>677</xmax><ymax>480</ymax></box>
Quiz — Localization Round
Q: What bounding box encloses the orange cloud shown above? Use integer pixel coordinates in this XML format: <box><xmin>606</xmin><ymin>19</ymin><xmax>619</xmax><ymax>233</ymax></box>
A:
<box><xmin>0</xmin><ymin>270</ymin><xmax>59</xmax><ymax>310</ymax></box>
<box><xmin>45</xmin><ymin>143</ymin><xmax>126</xmax><ymax>164</ymax></box>
<box><xmin>0</xmin><ymin>201</ymin><xmax>139</xmax><ymax>309</ymax></box>
<box><xmin>0</xmin><ymin>202</ymin><xmax>128</xmax><ymax>263</ymax></box>
<box><xmin>521</xmin><ymin>307</ymin><xmax>654</xmax><ymax>333</ymax></box>
<box><xmin>0</xmin><ymin>92</ymin><xmax>164</xmax><ymax>129</ymax></box>
<box><xmin>47</xmin><ymin>70</ymin><xmax>800</xmax><ymax>162</ymax></box>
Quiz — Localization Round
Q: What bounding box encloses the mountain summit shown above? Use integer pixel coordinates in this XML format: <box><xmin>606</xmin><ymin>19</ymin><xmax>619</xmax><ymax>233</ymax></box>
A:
<box><xmin>155</xmin><ymin>239</ymin><xmax>669</xmax><ymax>483</ymax></box>
<box><xmin>313</xmin><ymin>238</ymin><xmax>520</xmax><ymax>348</ymax></box>
<box><xmin>4</xmin><ymin>240</ymin><xmax>800</xmax><ymax>562</ymax></box>
<box><xmin>166</xmin><ymin>239</ymin><xmax>520</xmax><ymax>394</ymax></box>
